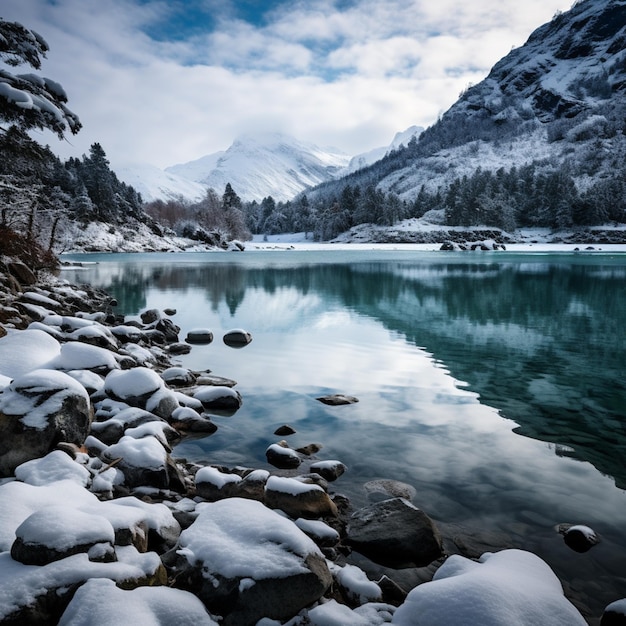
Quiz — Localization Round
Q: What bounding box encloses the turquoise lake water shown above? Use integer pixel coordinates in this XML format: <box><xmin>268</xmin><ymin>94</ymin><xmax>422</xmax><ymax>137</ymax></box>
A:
<box><xmin>61</xmin><ymin>249</ymin><xmax>626</xmax><ymax>623</ymax></box>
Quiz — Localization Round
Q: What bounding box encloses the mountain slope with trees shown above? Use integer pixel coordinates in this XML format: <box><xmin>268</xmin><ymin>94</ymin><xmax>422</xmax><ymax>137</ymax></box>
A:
<box><xmin>253</xmin><ymin>0</ymin><xmax>626</xmax><ymax>241</ymax></box>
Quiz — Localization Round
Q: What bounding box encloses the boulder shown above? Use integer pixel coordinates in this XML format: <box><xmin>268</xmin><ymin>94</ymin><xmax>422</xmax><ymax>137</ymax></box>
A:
<box><xmin>347</xmin><ymin>498</ymin><xmax>443</xmax><ymax>568</ymax></box>
<box><xmin>173</xmin><ymin>498</ymin><xmax>332</xmax><ymax>625</ymax></box>
<box><xmin>316</xmin><ymin>394</ymin><xmax>359</xmax><ymax>405</ymax></box>
<box><xmin>223</xmin><ymin>329</ymin><xmax>252</xmax><ymax>348</ymax></box>
<box><xmin>557</xmin><ymin>523</ymin><xmax>600</xmax><ymax>553</ymax></box>
<box><xmin>602</xmin><ymin>599</ymin><xmax>626</xmax><ymax>626</ymax></box>
<box><xmin>364</xmin><ymin>479</ymin><xmax>417</xmax><ymax>503</ymax></box>
<box><xmin>186</xmin><ymin>328</ymin><xmax>214</xmax><ymax>344</ymax></box>
<box><xmin>391</xmin><ymin>549</ymin><xmax>587</xmax><ymax>626</ymax></box>
<box><xmin>266</xmin><ymin>442</ymin><xmax>302</xmax><ymax>469</ymax></box>
<box><xmin>11</xmin><ymin>505</ymin><xmax>116</xmax><ymax>565</ymax></box>
<box><xmin>264</xmin><ymin>475</ymin><xmax>338</xmax><ymax>519</ymax></box>
<box><xmin>310</xmin><ymin>460</ymin><xmax>346</xmax><ymax>482</ymax></box>
<box><xmin>167</xmin><ymin>407</ymin><xmax>218</xmax><ymax>435</ymax></box>
<box><xmin>161</xmin><ymin>366</ymin><xmax>197</xmax><ymax>387</ymax></box>
<box><xmin>104</xmin><ymin>367</ymin><xmax>164</xmax><ymax>406</ymax></box>
<box><xmin>58</xmin><ymin>578</ymin><xmax>219</xmax><ymax>626</ymax></box>
<box><xmin>155</xmin><ymin>318</ymin><xmax>180</xmax><ymax>343</ymax></box>
<box><xmin>194</xmin><ymin>386</ymin><xmax>243</xmax><ymax>413</ymax></box>
<box><xmin>0</xmin><ymin>369</ymin><xmax>92</xmax><ymax>477</ymax></box>
<box><xmin>195</xmin><ymin>466</ymin><xmax>242</xmax><ymax>501</ymax></box>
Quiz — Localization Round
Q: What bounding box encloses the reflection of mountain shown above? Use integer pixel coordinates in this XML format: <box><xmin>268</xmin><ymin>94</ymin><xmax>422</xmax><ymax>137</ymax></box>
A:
<box><xmin>74</xmin><ymin>255</ymin><xmax>626</xmax><ymax>489</ymax></box>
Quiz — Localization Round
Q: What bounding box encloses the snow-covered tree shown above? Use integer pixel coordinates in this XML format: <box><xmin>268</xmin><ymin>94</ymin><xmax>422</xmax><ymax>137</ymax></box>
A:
<box><xmin>0</xmin><ymin>18</ymin><xmax>81</xmax><ymax>138</ymax></box>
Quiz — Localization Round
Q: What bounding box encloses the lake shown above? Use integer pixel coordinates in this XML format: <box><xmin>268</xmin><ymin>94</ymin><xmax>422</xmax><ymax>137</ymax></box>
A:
<box><xmin>61</xmin><ymin>248</ymin><xmax>626</xmax><ymax>623</ymax></box>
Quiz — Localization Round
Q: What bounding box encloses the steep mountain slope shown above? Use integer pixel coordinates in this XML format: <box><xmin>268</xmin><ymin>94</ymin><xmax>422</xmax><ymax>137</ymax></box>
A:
<box><xmin>307</xmin><ymin>0</ymin><xmax>626</xmax><ymax>219</ymax></box>
<box><xmin>166</xmin><ymin>132</ymin><xmax>351</xmax><ymax>202</ymax></box>
<box><xmin>340</xmin><ymin>125</ymin><xmax>423</xmax><ymax>175</ymax></box>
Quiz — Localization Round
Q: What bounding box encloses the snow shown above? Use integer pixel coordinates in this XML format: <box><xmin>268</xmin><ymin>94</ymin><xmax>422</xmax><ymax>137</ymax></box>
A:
<box><xmin>45</xmin><ymin>341</ymin><xmax>120</xmax><ymax>372</ymax></box>
<box><xmin>0</xmin><ymin>479</ymin><xmax>101</xmax><ymax>551</ymax></box>
<box><xmin>391</xmin><ymin>549</ymin><xmax>587</xmax><ymax>626</ymax></box>
<box><xmin>332</xmin><ymin>563</ymin><xmax>382</xmax><ymax>604</ymax></box>
<box><xmin>177</xmin><ymin>497</ymin><xmax>322</xmax><ymax>581</ymax></box>
<box><xmin>14</xmin><ymin>450</ymin><xmax>91</xmax><ymax>487</ymax></box>
<box><xmin>265</xmin><ymin>475</ymin><xmax>324</xmax><ymax>496</ymax></box>
<box><xmin>195</xmin><ymin>466</ymin><xmax>242</xmax><ymax>489</ymax></box>
<box><xmin>104</xmin><ymin>435</ymin><xmax>168</xmax><ymax>470</ymax></box>
<box><xmin>0</xmin><ymin>329</ymin><xmax>61</xmax><ymax>378</ymax></box>
<box><xmin>295</xmin><ymin>518</ymin><xmax>340</xmax><ymax>543</ymax></box>
<box><xmin>0</xmin><ymin>547</ymin><xmax>162</xmax><ymax>621</ymax></box>
<box><xmin>58</xmin><ymin>578</ymin><xmax>219</xmax><ymax>626</ymax></box>
<box><xmin>104</xmin><ymin>367</ymin><xmax>164</xmax><ymax>400</ymax></box>
<box><xmin>15</xmin><ymin>505</ymin><xmax>115</xmax><ymax>550</ymax></box>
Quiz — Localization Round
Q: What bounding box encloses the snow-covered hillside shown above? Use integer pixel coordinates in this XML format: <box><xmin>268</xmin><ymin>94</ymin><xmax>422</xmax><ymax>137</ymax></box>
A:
<box><xmin>340</xmin><ymin>126</ymin><xmax>423</xmax><ymax>175</ymax></box>
<box><xmin>306</xmin><ymin>0</ymin><xmax>626</xmax><ymax>214</ymax></box>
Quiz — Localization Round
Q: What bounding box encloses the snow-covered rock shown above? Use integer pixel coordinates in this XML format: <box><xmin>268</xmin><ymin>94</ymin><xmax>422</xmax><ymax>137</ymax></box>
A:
<box><xmin>0</xmin><ymin>369</ymin><xmax>92</xmax><ymax>476</ymax></box>
<box><xmin>391</xmin><ymin>549</ymin><xmax>587</xmax><ymax>626</ymax></box>
<box><xmin>58</xmin><ymin>578</ymin><xmax>219</xmax><ymax>626</ymax></box>
<box><xmin>174</xmin><ymin>497</ymin><xmax>332</xmax><ymax>625</ymax></box>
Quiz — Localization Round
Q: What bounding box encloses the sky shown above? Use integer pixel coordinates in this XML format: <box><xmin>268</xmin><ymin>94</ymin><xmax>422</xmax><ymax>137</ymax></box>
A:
<box><xmin>1</xmin><ymin>0</ymin><xmax>575</xmax><ymax>170</ymax></box>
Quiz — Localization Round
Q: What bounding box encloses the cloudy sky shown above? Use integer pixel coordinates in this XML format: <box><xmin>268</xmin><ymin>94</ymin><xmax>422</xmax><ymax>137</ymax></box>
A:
<box><xmin>2</xmin><ymin>0</ymin><xmax>574</xmax><ymax>169</ymax></box>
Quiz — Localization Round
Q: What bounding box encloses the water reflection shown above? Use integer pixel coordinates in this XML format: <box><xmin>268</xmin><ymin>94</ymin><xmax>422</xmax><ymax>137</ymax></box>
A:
<box><xmin>63</xmin><ymin>252</ymin><xmax>626</xmax><ymax>490</ymax></box>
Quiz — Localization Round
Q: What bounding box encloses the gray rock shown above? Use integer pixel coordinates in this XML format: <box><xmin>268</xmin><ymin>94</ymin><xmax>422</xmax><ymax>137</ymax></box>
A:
<box><xmin>266</xmin><ymin>442</ymin><xmax>302</xmax><ymax>469</ymax></box>
<box><xmin>223</xmin><ymin>329</ymin><xmax>252</xmax><ymax>348</ymax></box>
<box><xmin>347</xmin><ymin>497</ymin><xmax>443</xmax><ymax>568</ymax></box>
<box><xmin>140</xmin><ymin>308</ymin><xmax>161</xmax><ymax>324</ymax></box>
<box><xmin>0</xmin><ymin>369</ymin><xmax>92</xmax><ymax>477</ymax></box>
<box><xmin>194</xmin><ymin>386</ymin><xmax>243</xmax><ymax>412</ymax></box>
<box><xmin>310</xmin><ymin>460</ymin><xmax>346</xmax><ymax>482</ymax></box>
<box><xmin>161</xmin><ymin>366</ymin><xmax>196</xmax><ymax>387</ymax></box>
<box><xmin>316</xmin><ymin>394</ymin><xmax>359</xmax><ymax>405</ymax></box>
<box><xmin>264</xmin><ymin>475</ymin><xmax>338</xmax><ymax>519</ymax></box>
<box><xmin>186</xmin><ymin>328</ymin><xmax>214</xmax><ymax>344</ymax></box>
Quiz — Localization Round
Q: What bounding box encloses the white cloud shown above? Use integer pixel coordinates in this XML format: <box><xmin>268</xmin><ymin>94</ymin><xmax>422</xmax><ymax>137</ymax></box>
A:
<box><xmin>1</xmin><ymin>0</ymin><xmax>574</xmax><ymax>169</ymax></box>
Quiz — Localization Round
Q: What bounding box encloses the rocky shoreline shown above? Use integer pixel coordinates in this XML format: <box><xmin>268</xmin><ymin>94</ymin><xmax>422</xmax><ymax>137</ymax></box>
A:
<box><xmin>0</xmin><ymin>257</ymin><xmax>623</xmax><ymax>626</ymax></box>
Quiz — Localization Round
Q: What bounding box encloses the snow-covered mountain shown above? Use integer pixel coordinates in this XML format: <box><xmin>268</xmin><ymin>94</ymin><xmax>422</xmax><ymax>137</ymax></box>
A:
<box><xmin>307</xmin><ymin>0</ymin><xmax>626</xmax><ymax>209</ymax></box>
<box><xmin>165</xmin><ymin>132</ymin><xmax>351</xmax><ymax>203</ymax></box>
<box><xmin>117</xmin><ymin>128</ymin><xmax>427</xmax><ymax>205</ymax></box>
<box><xmin>115</xmin><ymin>162</ymin><xmax>207</xmax><ymax>203</ymax></box>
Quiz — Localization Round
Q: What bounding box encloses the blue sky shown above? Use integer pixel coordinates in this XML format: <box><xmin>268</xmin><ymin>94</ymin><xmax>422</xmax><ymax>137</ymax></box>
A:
<box><xmin>1</xmin><ymin>0</ymin><xmax>574</xmax><ymax>169</ymax></box>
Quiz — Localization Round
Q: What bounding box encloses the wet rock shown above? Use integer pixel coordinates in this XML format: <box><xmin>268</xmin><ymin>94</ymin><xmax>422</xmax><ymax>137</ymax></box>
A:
<box><xmin>347</xmin><ymin>497</ymin><xmax>443</xmax><ymax>568</ymax></box>
<box><xmin>296</xmin><ymin>442</ymin><xmax>323</xmax><ymax>456</ymax></box>
<box><xmin>316</xmin><ymin>394</ymin><xmax>359</xmax><ymax>405</ymax></box>
<box><xmin>0</xmin><ymin>369</ymin><xmax>92</xmax><ymax>477</ymax></box>
<box><xmin>557</xmin><ymin>523</ymin><xmax>600</xmax><ymax>553</ymax></box>
<box><xmin>194</xmin><ymin>386</ymin><xmax>242</xmax><ymax>412</ymax></box>
<box><xmin>274</xmin><ymin>424</ymin><xmax>296</xmax><ymax>436</ymax></box>
<box><xmin>168</xmin><ymin>407</ymin><xmax>218</xmax><ymax>435</ymax></box>
<box><xmin>104</xmin><ymin>367</ymin><xmax>164</xmax><ymax>406</ymax></box>
<box><xmin>161</xmin><ymin>367</ymin><xmax>196</xmax><ymax>387</ymax></box>
<box><xmin>364</xmin><ymin>479</ymin><xmax>417</xmax><ymax>503</ymax></box>
<box><xmin>140</xmin><ymin>309</ymin><xmax>161</xmax><ymax>324</ymax></box>
<box><xmin>155</xmin><ymin>318</ymin><xmax>179</xmax><ymax>343</ymax></box>
<box><xmin>173</xmin><ymin>498</ymin><xmax>332</xmax><ymax>625</ymax></box>
<box><xmin>223</xmin><ymin>329</ymin><xmax>252</xmax><ymax>348</ymax></box>
<box><xmin>185</xmin><ymin>328</ymin><xmax>214</xmax><ymax>344</ymax></box>
<box><xmin>167</xmin><ymin>342</ymin><xmax>192</xmax><ymax>355</ymax></box>
<box><xmin>310</xmin><ymin>460</ymin><xmax>346</xmax><ymax>482</ymax></box>
<box><xmin>602</xmin><ymin>598</ymin><xmax>626</xmax><ymax>626</ymax></box>
<box><xmin>266</xmin><ymin>442</ymin><xmax>302</xmax><ymax>469</ymax></box>
<box><xmin>264</xmin><ymin>475</ymin><xmax>338</xmax><ymax>519</ymax></box>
